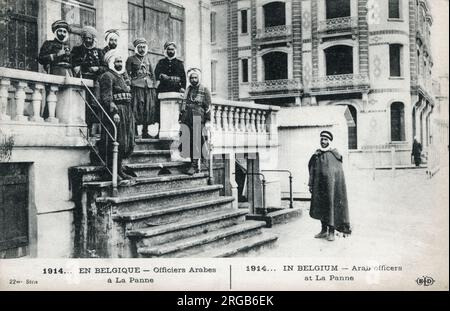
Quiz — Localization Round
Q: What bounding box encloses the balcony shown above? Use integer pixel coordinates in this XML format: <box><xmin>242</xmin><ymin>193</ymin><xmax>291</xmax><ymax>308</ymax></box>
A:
<box><xmin>310</xmin><ymin>74</ymin><xmax>369</xmax><ymax>95</ymax></box>
<box><xmin>251</xmin><ymin>79</ymin><xmax>302</xmax><ymax>92</ymax></box>
<box><xmin>255</xmin><ymin>25</ymin><xmax>292</xmax><ymax>45</ymax></box>
<box><xmin>318</xmin><ymin>16</ymin><xmax>358</xmax><ymax>33</ymax></box>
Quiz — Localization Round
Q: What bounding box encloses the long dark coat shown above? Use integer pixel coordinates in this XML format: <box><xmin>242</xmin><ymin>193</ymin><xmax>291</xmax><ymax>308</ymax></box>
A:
<box><xmin>98</xmin><ymin>69</ymin><xmax>135</xmax><ymax>169</ymax></box>
<box><xmin>308</xmin><ymin>149</ymin><xmax>351</xmax><ymax>234</ymax></box>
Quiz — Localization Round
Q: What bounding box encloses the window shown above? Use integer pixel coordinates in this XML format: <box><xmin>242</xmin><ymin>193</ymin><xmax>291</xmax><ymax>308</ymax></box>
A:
<box><xmin>211</xmin><ymin>11</ymin><xmax>217</xmax><ymax>43</ymax></box>
<box><xmin>326</xmin><ymin>0</ymin><xmax>351</xmax><ymax>19</ymax></box>
<box><xmin>389</xmin><ymin>44</ymin><xmax>402</xmax><ymax>77</ymax></box>
<box><xmin>62</xmin><ymin>0</ymin><xmax>97</xmax><ymax>48</ymax></box>
<box><xmin>391</xmin><ymin>102</ymin><xmax>405</xmax><ymax>141</ymax></box>
<box><xmin>241</xmin><ymin>10</ymin><xmax>248</xmax><ymax>34</ymax></box>
<box><xmin>262</xmin><ymin>52</ymin><xmax>288</xmax><ymax>80</ymax></box>
<box><xmin>241</xmin><ymin>59</ymin><xmax>249</xmax><ymax>83</ymax></box>
<box><xmin>211</xmin><ymin>61</ymin><xmax>217</xmax><ymax>93</ymax></box>
<box><xmin>324</xmin><ymin>45</ymin><xmax>353</xmax><ymax>75</ymax></box>
<box><xmin>388</xmin><ymin>0</ymin><xmax>401</xmax><ymax>19</ymax></box>
<box><xmin>263</xmin><ymin>2</ymin><xmax>286</xmax><ymax>27</ymax></box>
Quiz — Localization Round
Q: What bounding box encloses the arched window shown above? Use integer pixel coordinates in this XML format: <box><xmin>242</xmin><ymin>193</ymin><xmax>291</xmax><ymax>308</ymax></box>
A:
<box><xmin>263</xmin><ymin>2</ymin><xmax>286</xmax><ymax>27</ymax></box>
<box><xmin>262</xmin><ymin>52</ymin><xmax>288</xmax><ymax>80</ymax></box>
<box><xmin>326</xmin><ymin>0</ymin><xmax>351</xmax><ymax>19</ymax></box>
<box><xmin>324</xmin><ymin>45</ymin><xmax>353</xmax><ymax>75</ymax></box>
<box><xmin>391</xmin><ymin>102</ymin><xmax>405</xmax><ymax>141</ymax></box>
<box><xmin>348</xmin><ymin>105</ymin><xmax>358</xmax><ymax>149</ymax></box>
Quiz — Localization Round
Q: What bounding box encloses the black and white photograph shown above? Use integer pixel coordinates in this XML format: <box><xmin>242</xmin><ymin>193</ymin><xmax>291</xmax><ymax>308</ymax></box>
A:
<box><xmin>0</xmin><ymin>0</ymin><xmax>448</xmax><ymax>292</ymax></box>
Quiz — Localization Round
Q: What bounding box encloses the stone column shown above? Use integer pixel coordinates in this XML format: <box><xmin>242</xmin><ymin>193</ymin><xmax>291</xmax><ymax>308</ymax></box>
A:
<box><xmin>46</xmin><ymin>85</ymin><xmax>59</xmax><ymax>124</ymax></box>
<box><xmin>158</xmin><ymin>92</ymin><xmax>183</xmax><ymax>139</ymax></box>
<box><xmin>14</xmin><ymin>81</ymin><xmax>28</xmax><ymax>121</ymax></box>
<box><xmin>30</xmin><ymin>83</ymin><xmax>44</xmax><ymax>122</ymax></box>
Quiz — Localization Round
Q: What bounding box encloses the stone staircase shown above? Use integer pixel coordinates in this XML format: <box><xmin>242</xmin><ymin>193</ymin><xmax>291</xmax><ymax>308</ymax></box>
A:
<box><xmin>70</xmin><ymin>138</ymin><xmax>277</xmax><ymax>258</ymax></box>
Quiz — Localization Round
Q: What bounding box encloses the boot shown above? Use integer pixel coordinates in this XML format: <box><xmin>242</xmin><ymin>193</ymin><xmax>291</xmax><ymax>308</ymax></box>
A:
<box><xmin>327</xmin><ymin>227</ymin><xmax>335</xmax><ymax>241</ymax></box>
<box><xmin>314</xmin><ymin>222</ymin><xmax>328</xmax><ymax>239</ymax></box>
<box><xmin>118</xmin><ymin>168</ymin><xmax>134</xmax><ymax>180</ymax></box>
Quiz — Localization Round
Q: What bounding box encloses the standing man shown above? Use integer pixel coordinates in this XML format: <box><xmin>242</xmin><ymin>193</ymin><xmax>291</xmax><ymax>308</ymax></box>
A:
<box><xmin>412</xmin><ymin>136</ymin><xmax>422</xmax><ymax>167</ymax></box>
<box><xmin>103</xmin><ymin>29</ymin><xmax>119</xmax><ymax>55</ymax></box>
<box><xmin>308</xmin><ymin>131</ymin><xmax>351</xmax><ymax>241</ymax></box>
<box><xmin>38</xmin><ymin>20</ymin><xmax>72</xmax><ymax>76</ymax></box>
<box><xmin>179</xmin><ymin>68</ymin><xmax>211</xmax><ymax>175</ymax></box>
<box><xmin>126</xmin><ymin>38</ymin><xmax>157</xmax><ymax>139</ymax></box>
<box><xmin>98</xmin><ymin>51</ymin><xmax>135</xmax><ymax>180</ymax></box>
<box><xmin>154</xmin><ymin>41</ymin><xmax>187</xmax><ymax>93</ymax></box>
<box><xmin>71</xmin><ymin>26</ymin><xmax>105</xmax><ymax>135</ymax></box>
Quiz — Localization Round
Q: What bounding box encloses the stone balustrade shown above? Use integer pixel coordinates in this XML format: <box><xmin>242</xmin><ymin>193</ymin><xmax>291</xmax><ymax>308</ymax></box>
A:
<box><xmin>0</xmin><ymin>67</ymin><xmax>93</xmax><ymax>146</ymax></box>
<box><xmin>158</xmin><ymin>93</ymin><xmax>280</xmax><ymax>151</ymax></box>
<box><xmin>256</xmin><ymin>25</ymin><xmax>292</xmax><ymax>39</ymax></box>
<box><xmin>318</xmin><ymin>16</ymin><xmax>358</xmax><ymax>32</ymax></box>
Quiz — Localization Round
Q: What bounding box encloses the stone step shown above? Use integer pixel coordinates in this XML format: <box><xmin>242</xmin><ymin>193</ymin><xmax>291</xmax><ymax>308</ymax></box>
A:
<box><xmin>137</xmin><ymin>220</ymin><xmax>266</xmax><ymax>258</ymax></box>
<box><xmin>96</xmin><ymin>185</ymin><xmax>223</xmax><ymax>214</ymax></box>
<box><xmin>70</xmin><ymin>166</ymin><xmax>107</xmax><ymax>183</ymax></box>
<box><xmin>134</xmin><ymin>138</ymin><xmax>174</xmax><ymax>151</ymax></box>
<box><xmin>196</xmin><ymin>232</ymin><xmax>278</xmax><ymax>257</ymax></box>
<box><xmin>113</xmin><ymin>196</ymin><xmax>235</xmax><ymax>229</ymax></box>
<box><xmin>129</xmin><ymin>209</ymin><xmax>248</xmax><ymax>246</ymax></box>
<box><xmin>84</xmin><ymin>173</ymin><xmax>209</xmax><ymax>196</ymax></box>
<box><xmin>124</xmin><ymin>150</ymin><xmax>172</xmax><ymax>164</ymax></box>
<box><xmin>126</xmin><ymin>161</ymin><xmax>191</xmax><ymax>177</ymax></box>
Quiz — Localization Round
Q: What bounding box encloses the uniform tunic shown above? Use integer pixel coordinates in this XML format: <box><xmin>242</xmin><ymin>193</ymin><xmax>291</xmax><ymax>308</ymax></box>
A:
<box><xmin>126</xmin><ymin>54</ymin><xmax>158</xmax><ymax>125</ymax></box>
<box><xmin>308</xmin><ymin>149</ymin><xmax>351</xmax><ymax>234</ymax></box>
<box><xmin>71</xmin><ymin>45</ymin><xmax>105</xmax><ymax>80</ymax></box>
<box><xmin>38</xmin><ymin>39</ymin><xmax>72</xmax><ymax>76</ymax></box>
<box><xmin>154</xmin><ymin>57</ymin><xmax>187</xmax><ymax>93</ymax></box>
<box><xmin>98</xmin><ymin>69</ymin><xmax>135</xmax><ymax>168</ymax></box>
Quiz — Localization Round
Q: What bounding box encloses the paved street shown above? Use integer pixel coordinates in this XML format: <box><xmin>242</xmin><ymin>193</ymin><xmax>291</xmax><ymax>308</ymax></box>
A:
<box><xmin>257</xmin><ymin>161</ymin><xmax>449</xmax><ymax>286</ymax></box>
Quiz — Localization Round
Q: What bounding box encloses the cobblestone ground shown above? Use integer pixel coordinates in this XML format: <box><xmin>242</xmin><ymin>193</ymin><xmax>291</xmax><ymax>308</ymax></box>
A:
<box><xmin>255</xmin><ymin>162</ymin><xmax>449</xmax><ymax>287</ymax></box>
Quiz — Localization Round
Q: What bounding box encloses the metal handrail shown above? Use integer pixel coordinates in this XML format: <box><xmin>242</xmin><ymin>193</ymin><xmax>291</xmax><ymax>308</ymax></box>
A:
<box><xmin>261</xmin><ymin>169</ymin><xmax>293</xmax><ymax>209</ymax></box>
<box><xmin>79</xmin><ymin>79</ymin><xmax>119</xmax><ymax>196</ymax></box>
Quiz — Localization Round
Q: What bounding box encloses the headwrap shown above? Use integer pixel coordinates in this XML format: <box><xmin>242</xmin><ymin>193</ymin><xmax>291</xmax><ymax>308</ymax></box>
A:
<box><xmin>320</xmin><ymin>130</ymin><xmax>333</xmax><ymax>141</ymax></box>
<box><xmin>105</xmin><ymin>29</ymin><xmax>119</xmax><ymax>43</ymax></box>
<box><xmin>81</xmin><ymin>26</ymin><xmax>97</xmax><ymax>39</ymax></box>
<box><xmin>104</xmin><ymin>50</ymin><xmax>125</xmax><ymax>75</ymax></box>
<box><xmin>163</xmin><ymin>41</ymin><xmax>177</xmax><ymax>59</ymax></box>
<box><xmin>164</xmin><ymin>41</ymin><xmax>176</xmax><ymax>50</ymax></box>
<box><xmin>133</xmin><ymin>38</ymin><xmax>148</xmax><ymax>56</ymax></box>
<box><xmin>187</xmin><ymin>68</ymin><xmax>201</xmax><ymax>80</ymax></box>
<box><xmin>51</xmin><ymin>20</ymin><xmax>69</xmax><ymax>33</ymax></box>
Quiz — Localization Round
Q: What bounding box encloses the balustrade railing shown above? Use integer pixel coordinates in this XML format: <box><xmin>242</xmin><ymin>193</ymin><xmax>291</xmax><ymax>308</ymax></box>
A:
<box><xmin>256</xmin><ymin>25</ymin><xmax>292</xmax><ymax>39</ymax></box>
<box><xmin>318</xmin><ymin>16</ymin><xmax>357</xmax><ymax>32</ymax></box>
<box><xmin>0</xmin><ymin>67</ymin><xmax>92</xmax><ymax>125</ymax></box>
<box><xmin>311</xmin><ymin>74</ymin><xmax>369</xmax><ymax>88</ymax></box>
<box><xmin>250</xmin><ymin>79</ymin><xmax>302</xmax><ymax>93</ymax></box>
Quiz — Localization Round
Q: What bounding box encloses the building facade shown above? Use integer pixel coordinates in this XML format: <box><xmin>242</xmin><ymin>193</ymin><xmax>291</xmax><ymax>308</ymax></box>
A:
<box><xmin>211</xmin><ymin>0</ymin><xmax>436</xmax><ymax>167</ymax></box>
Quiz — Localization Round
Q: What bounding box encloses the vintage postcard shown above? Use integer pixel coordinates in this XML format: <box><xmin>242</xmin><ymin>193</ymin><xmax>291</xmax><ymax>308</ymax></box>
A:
<box><xmin>0</xmin><ymin>0</ymin><xmax>448</xmax><ymax>293</ymax></box>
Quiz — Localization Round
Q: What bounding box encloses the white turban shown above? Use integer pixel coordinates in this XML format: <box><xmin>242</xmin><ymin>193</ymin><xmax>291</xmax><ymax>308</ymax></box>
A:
<box><xmin>105</xmin><ymin>29</ymin><xmax>119</xmax><ymax>43</ymax></box>
<box><xmin>104</xmin><ymin>50</ymin><xmax>125</xmax><ymax>74</ymax></box>
<box><xmin>187</xmin><ymin>68</ymin><xmax>201</xmax><ymax>81</ymax></box>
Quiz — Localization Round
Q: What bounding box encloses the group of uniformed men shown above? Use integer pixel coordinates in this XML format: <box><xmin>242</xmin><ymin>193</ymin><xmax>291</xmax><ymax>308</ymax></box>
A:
<box><xmin>38</xmin><ymin>20</ymin><xmax>211</xmax><ymax>179</ymax></box>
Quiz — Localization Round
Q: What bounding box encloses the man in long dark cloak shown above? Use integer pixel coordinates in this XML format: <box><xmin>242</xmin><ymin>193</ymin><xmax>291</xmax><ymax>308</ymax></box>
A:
<box><xmin>98</xmin><ymin>52</ymin><xmax>135</xmax><ymax>180</ymax></box>
<box><xmin>308</xmin><ymin>131</ymin><xmax>351</xmax><ymax>241</ymax></box>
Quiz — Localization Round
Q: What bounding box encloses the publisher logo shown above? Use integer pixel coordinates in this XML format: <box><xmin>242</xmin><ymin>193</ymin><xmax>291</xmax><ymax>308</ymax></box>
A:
<box><xmin>416</xmin><ymin>276</ymin><xmax>435</xmax><ymax>287</ymax></box>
